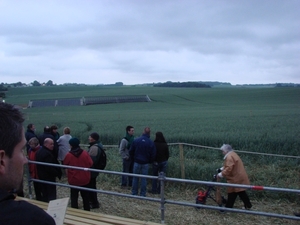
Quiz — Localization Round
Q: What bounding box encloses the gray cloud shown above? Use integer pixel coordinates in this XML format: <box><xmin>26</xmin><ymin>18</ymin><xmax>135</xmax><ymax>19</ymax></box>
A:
<box><xmin>0</xmin><ymin>0</ymin><xmax>299</xmax><ymax>85</ymax></box>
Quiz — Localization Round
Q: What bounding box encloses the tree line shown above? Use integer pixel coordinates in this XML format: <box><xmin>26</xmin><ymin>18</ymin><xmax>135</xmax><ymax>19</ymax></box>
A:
<box><xmin>153</xmin><ymin>81</ymin><xmax>211</xmax><ymax>88</ymax></box>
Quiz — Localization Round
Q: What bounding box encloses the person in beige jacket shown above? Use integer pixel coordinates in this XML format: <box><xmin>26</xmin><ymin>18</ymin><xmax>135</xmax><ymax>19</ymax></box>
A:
<box><xmin>217</xmin><ymin>144</ymin><xmax>252</xmax><ymax>209</ymax></box>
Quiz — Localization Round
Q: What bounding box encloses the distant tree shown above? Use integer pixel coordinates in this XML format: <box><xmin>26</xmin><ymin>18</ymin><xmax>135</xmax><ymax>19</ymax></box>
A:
<box><xmin>32</xmin><ymin>80</ymin><xmax>41</xmax><ymax>86</ymax></box>
<box><xmin>115</xmin><ymin>82</ymin><xmax>123</xmax><ymax>86</ymax></box>
<box><xmin>0</xmin><ymin>84</ymin><xmax>8</xmax><ymax>91</ymax></box>
<box><xmin>46</xmin><ymin>80</ymin><xmax>54</xmax><ymax>86</ymax></box>
<box><xmin>154</xmin><ymin>81</ymin><xmax>211</xmax><ymax>88</ymax></box>
<box><xmin>12</xmin><ymin>81</ymin><xmax>24</xmax><ymax>87</ymax></box>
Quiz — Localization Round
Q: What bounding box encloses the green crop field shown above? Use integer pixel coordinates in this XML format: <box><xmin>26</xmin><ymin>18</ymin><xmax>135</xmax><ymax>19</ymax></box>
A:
<box><xmin>6</xmin><ymin>85</ymin><xmax>299</xmax><ymax>153</ymax></box>
<box><xmin>5</xmin><ymin>85</ymin><xmax>300</xmax><ymax>200</ymax></box>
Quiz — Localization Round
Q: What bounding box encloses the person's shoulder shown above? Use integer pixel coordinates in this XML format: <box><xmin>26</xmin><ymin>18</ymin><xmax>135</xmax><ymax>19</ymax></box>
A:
<box><xmin>25</xmin><ymin>202</ymin><xmax>55</xmax><ymax>224</ymax></box>
<box><xmin>5</xmin><ymin>200</ymin><xmax>55</xmax><ymax>224</ymax></box>
<box><xmin>64</xmin><ymin>152</ymin><xmax>71</xmax><ymax>159</ymax></box>
<box><xmin>81</xmin><ymin>149</ymin><xmax>90</xmax><ymax>156</ymax></box>
<box><xmin>120</xmin><ymin>138</ymin><xmax>127</xmax><ymax>144</ymax></box>
<box><xmin>135</xmin><ymin>135</ymin><xmax>144</xmax><ymax>141</ymax></box>
<box><xmin>88</xmin><ymin>145</ymin><xmax>98</xmax><ymax>154</ymax></box>
<box><xmin>90</xmin><ymin>144</ymin><xmax>99</xmax><ymax>149</ymax></box>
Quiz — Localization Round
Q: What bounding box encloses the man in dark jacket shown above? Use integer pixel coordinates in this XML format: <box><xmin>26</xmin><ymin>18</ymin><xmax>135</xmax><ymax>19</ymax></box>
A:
<box><xmin>36</xmin><ymin>138</ymin><xmax>62</xmax><ymax>202</ymax></box>
<box><xmin>129</xmin><ymin>127</ymin><xmax>156</xmax><ymax>197</ymax></box>
<box><xmin>0</xmin><ymin>102</ymin><xmax>55</xmax><ymax>225</ymax></box>
<box><xmin>25</xmin><ymin>123</ymin><xmax>37</xmax><ymax>153</ymax></box>
<box><xmin>38</xmin><ymin>126</ymin><xmax>59</xmax><ymax>160</ymax></box>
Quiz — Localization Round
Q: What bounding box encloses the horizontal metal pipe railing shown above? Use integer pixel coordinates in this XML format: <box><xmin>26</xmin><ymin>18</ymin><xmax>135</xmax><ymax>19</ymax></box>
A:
<box><xmin>30</xmin><ymin>160</ymin><xmax>300</xmax><ymax>194</ymax></box>
<box><xmin>84</xmin><ymin>143</ymin><xmax>300</xmax><ymax>159</ymax></box>
<box><xmin>26</xmin><ymin>160</ymin><xmax>300</xmax><ymax>223</ymax></box>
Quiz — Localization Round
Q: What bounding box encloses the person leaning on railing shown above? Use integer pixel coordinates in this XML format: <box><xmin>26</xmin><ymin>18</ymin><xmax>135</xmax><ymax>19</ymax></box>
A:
<box><xmin>0</xmin><ymin>102</ymin><xmax>55</xmax><ymax>225</ymax></box>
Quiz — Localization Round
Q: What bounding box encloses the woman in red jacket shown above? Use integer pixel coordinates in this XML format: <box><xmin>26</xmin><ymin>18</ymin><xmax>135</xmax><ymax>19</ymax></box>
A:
<box><xmin>28</xmin><ymin>137</ymin><xmax>43</xmax><ymax>201</ymax></box>
<box><xmin>64</xmin><ymin>138</ymin><xmax>93</xmax><ymax>211</ymax></box>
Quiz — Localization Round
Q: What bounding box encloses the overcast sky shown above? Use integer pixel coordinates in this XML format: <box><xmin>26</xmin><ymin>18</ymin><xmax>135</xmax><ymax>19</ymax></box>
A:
<box><xmin>0</xmin><ymin>0</ymin><xmax>299</xmax><ymax>85</ymax></box>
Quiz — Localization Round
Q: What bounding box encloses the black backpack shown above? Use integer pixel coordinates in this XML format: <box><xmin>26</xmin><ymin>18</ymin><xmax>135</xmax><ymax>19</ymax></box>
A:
<box><xmin>95</xmin><ymin>144</ymin><xmax>107</xmax><ymax>170</ymax></box>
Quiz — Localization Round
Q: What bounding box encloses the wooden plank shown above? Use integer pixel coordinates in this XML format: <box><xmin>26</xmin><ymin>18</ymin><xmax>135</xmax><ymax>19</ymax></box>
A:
<box><xmin>65</xmin><ymin>209</ymin><xmax>156</xmax><ymax>225</ymax></box>
<box><xmin>64</xmin><ymin>215</ymin><xmax>112</xmax><ymax>225</ymax></box>
<box><xmin>16</xmin><ymin>197</ymin><xmax>161</xmax><ymax>225</ymax></box>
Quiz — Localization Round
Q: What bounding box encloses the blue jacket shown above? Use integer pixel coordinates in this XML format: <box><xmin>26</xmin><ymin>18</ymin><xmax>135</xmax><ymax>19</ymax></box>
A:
<box><xmin>129</xmin><ymin>134</ymin><xmax>156</xmax><ymax>164</ymax></box>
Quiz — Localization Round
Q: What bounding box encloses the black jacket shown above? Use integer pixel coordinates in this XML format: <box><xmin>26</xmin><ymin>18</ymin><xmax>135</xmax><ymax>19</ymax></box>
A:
<box><xmin>0</xmin><ymin>189</ymin><xmax>55</xmax><ymax>225</ymax></box>
<box><xmin>38</xmin><ymin>132</ymin><xmax>59</xmax><ymax>160</ymax></box>
<box><xmin>35</xmin><ymin>146</ymin><xmax>62</xmax><ymax>181</ymax></box>
<box><xmin>154</xmin><ymin>142</ymin><xmax>169</xmax><ymax>163</ymax></box>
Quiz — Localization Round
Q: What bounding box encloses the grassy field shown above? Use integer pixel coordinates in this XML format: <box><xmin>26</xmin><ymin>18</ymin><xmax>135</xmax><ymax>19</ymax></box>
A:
<box><xmin>6</xmin><ymin>85</ymin><xmax>300</xmax><ymax>153</ymax></box>
<box><xmin>10</xmin><ymin>85</ymin><xmax>299</xmax><ymax>223</ymax></box>
<box><xmin>7</xmin><ymin>86</ymin><xmax>300</xmax><ymax>193</ymax></box>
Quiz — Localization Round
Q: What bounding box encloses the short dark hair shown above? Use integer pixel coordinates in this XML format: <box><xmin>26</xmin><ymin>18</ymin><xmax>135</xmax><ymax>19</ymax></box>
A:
<box><xmin>44</xmin><ymin>126</ymin><xmax>51</xmax><ymax>132</ymax></box>
<box><xmin>0</xmin><ymin>103</ymin><xmax>25</xmax><ymax>158</ymax></box>
<box><xmin>27</xmin><ymin>123</ymin><xmax>34</xmax><ymax>129</ymax></box>
<box><xmin>126</xmin><ymin>125</ymin><xmax>134</xmax><ymax>132</ymax></box>
<box><xmin>143</xmin><ymin>127</ymin><xmax>151</xmax><ymax>135</ymax></box>
<box><xmin>50</xmin><ymin>125</ymin><xmax>58</xmax><ymax>131</ymax></box>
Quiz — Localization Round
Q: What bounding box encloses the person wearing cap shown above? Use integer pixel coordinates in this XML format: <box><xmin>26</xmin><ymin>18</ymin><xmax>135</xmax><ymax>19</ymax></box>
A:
<box><xmin>217</xmin><ymin>144</ymin><xmax>252</xmax><ymax>210</ymax></box>
<box><xmin>64</xmin><ymin>138</ymin><xmax>93</xmax><ymax>211</ymax></box>
<box><xmin>87</xmin><ymin>132</ymin><xmax>103</xmax><ymax>209</ymax></box>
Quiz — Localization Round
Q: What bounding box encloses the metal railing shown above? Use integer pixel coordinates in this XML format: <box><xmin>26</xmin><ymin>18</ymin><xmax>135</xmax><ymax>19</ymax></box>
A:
<box><xmin>26</xmin><ymin>160</ymin><xmax>300</xmax><ymax>224</ymax></box>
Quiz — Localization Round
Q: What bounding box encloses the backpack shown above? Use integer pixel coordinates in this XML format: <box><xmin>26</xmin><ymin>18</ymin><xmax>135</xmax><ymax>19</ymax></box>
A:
<box><xmin>94</xmin><ymin>144</ymin><xmax>107</xmax><ymax>170</ymax></box>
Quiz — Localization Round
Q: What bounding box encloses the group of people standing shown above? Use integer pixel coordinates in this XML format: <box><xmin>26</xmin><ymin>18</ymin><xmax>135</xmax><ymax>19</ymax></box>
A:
<box><xmin>25</xmin><ymin>124</ymin><xmax>102</xmax><ymax>211</ymax></box>
<box><xmin>119</xmin><ymin>126</ymin><xmax>170</xmax><ymax>197</ymax></box>
<box><xmin>25</xmin><ymin>123</ymin><xmax>255</xmax><ymax>211</ymax></box>
<box><xmin>120</xmin><ymin>125</ymin><xmax>254</xmax><ymax>210</ymax></box>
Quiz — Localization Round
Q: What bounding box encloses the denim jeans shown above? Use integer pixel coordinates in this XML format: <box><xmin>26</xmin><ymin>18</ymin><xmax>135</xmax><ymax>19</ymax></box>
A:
<box><xmin>152</xmin><ymin>161</ymin><xmax>168</xmax><ymax>193</ymax></box>
<box><xmin>121</xmin><ymin>158</ymin><xmax>133</xmax><ymax>187</ymax></box>
<box><xmin>132</xmin><ymin>162</ymin><xmax>149</xmax><ymax>197</ymax></box>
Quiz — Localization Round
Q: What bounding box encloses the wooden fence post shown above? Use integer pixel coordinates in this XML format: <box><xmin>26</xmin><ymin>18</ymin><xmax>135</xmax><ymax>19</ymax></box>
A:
<box><xmin>179</xmin><ymin>144</ymin><xmax>185</xmax><ymax>179</ymax></box>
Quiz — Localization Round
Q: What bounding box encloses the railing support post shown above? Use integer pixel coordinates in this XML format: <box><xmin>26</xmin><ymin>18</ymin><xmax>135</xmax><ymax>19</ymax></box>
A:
<box><xmin>26</xmin><ymin>163</ymin><xmax>33</xmax><ymax>199</ymax></box>
<box><xmin>159</xmin><ymin>172</ymin><xmax>166</xmax><ymax>224</ymax></box>
<box><xmin>179</xmin><ymin>144</ymin><xmax>185</xmax><ymax>179</ymax></box>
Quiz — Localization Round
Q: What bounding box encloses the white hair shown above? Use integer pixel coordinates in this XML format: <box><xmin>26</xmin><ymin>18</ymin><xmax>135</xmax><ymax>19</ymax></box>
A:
<box><xmin>220</xmin><ymin>144</ymin><xmax>233</xmax><ymax>152</ymax></box>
